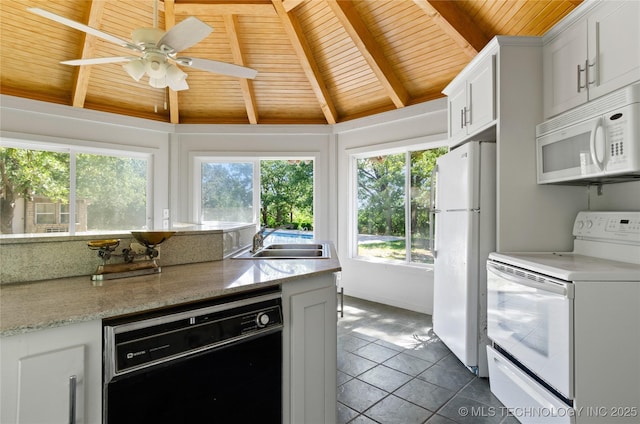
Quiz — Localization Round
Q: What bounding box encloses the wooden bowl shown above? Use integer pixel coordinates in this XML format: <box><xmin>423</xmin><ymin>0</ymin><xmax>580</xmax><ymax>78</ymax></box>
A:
<box><xmin>130</xmin><ymin>231</ymin><xmax>176</xmax><ymax>246</ymax></box>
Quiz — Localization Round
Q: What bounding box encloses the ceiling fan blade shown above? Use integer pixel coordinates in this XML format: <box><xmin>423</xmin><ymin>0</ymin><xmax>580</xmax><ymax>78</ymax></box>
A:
<box><xmin>61</xmin><ymin>57</ymin><xmax>132</xmax><ymax>66</ymax></box>
<box><xmin>180</xmin><ymin>57</ymin><xmax>258</xmax><ymax>79</ymax></box>
<box><xmin>157</xmin><ymin>17</ymin><xmax>212</xmax><ymax>53</ymax></box>
<box><xmin>28</xmin><ymin>8</ymin><xmax>139</xmax><ymax>51</ymax></box>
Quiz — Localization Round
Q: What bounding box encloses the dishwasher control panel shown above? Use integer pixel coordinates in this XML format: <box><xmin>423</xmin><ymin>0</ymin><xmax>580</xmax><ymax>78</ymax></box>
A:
<box><xmin>104</xmin><ymin>291</ymin><xmax>282</xmax><ymax>379</ymax></box>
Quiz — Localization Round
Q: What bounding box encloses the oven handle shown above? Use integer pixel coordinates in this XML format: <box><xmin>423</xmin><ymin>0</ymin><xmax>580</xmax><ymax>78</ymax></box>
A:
<box><xmin>487</xmin><ymin>262</ymin><xmax>571</xmax><ymax>297</ymax></box>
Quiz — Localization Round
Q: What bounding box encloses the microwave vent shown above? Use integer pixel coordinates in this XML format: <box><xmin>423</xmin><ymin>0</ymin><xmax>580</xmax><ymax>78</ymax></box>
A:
<box><xmin>537</xmin><ymin>82</ymin><xmax>640</xmax><ymax>136</ymax></box>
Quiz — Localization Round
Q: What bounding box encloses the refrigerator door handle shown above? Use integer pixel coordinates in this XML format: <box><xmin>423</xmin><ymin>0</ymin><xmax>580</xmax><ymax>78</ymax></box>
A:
<box><xmin>429</xmin><ymin>166</ymin><xmax>438</xmax><ymax>254</ymax></box>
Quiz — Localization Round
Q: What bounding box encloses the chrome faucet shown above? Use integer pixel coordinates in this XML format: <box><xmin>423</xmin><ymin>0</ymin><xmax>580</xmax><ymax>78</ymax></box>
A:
<box><xmin>251</xmin><ymin>226</ymin><xmax>279</xmax><ymax>253</ymax></box>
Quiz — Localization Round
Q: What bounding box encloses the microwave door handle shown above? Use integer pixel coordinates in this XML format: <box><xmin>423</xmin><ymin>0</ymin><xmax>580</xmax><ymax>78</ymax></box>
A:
<box><xmin>589</xmin><ymin>117</ymin><xmax>606</xmax><ymax>171</ymax></box>
<box><xmin>487</xmin><ymin>262</ymin><xmax>569</xmax><ymax>297</ymax></box>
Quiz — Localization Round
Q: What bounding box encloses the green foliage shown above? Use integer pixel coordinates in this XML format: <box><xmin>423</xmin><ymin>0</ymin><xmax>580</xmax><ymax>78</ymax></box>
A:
<box><xmin>260</xmin><ymin>160</ymin><xmax>313</xmax><ymax>228</ymax></box>
<box><xmin>201</xmin><ymin>162</ymin><xmax>253</xmax><ymax>222</ymax></box>
<box><xmin>1</xmin><ymin>148</ymin><xmax>70</xmax><ymax>233</ymax></box>
<box><xmin>0</xmin><ymin>147</ymin><xmax>148</xmax><ymax>233</ymax></box>
<box><xmin>356</xmin><ymin>147</ymin><xmax>447</xmax><ymax>263</ymax></box>
<box><xmin>76</xmin><ymin>153</ymin><xmax>147</xmax><ymax>230</ymax></box>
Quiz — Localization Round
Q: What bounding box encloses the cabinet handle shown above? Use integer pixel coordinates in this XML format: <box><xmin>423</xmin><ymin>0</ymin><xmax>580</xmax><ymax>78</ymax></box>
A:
<box><xmin>464</xmin><ymin>106</ymin><xmax>470</xmax><ymax>126</ymax></box>
<box><xmin>68</xmin><ymin>375</ymin><xmax>77</xmax><ymax>424</ymax></box>
<box><xmin>577</xmin><ymin>63</ymin><xmax>586</xmax><ymax>92</ymax></box>
<box><xmin>460</xmin><ymin>108</ymin><xmax>464</xmax><ymax>128</ymax></box>
<box><xmin>588</xmin><ymin>22</ymin><xmax>599</xmax><ymax>86</ymax></box>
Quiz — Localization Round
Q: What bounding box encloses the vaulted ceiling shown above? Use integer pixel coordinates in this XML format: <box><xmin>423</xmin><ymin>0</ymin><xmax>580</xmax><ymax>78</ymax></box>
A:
<box><xmin>1</xmin><ymin>0</ymin><xmax>581</xmax><ymax>125</ymax></box>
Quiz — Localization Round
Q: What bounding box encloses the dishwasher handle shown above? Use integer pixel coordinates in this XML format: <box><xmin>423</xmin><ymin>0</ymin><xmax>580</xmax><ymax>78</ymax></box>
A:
<box><xmin>487</xmin><ymin>261</ymin><xmax>573</xmax><ymax>298</ymax></box>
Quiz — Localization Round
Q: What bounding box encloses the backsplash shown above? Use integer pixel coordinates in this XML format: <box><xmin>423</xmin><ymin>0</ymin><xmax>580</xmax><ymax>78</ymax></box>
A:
<box><xmin>0</xmin><ymin>224</ymin><xmax>255</xmax><ymax>284</ymax></box>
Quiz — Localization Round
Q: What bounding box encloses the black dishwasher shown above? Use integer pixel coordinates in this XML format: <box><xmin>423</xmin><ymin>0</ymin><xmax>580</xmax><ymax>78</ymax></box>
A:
<box><xmin>103</xmin><ymin>287</ymin><xmax>283</xmax><ymax>424</ymax></box>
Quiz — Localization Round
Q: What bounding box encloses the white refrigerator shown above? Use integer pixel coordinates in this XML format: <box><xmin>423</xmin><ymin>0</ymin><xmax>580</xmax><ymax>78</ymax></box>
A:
<box><xmin>432</xmin><ymin>140</ymin><xmax>496</xmax><ymax>377</ymax></box>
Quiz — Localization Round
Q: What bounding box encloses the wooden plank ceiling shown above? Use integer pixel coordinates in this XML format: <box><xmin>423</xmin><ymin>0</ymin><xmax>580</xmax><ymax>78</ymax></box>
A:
<box><xmin>0</xmin><ymin>0</ymin><xmax>581</xmax><ymax>125</ymax></box>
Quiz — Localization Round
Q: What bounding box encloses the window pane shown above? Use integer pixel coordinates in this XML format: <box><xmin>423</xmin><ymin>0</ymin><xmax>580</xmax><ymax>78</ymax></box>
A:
<box><xmin>35</xmin><ymin>203</ymin><xmax>56</xmax><ymax>224</ymax></box>
<box><xmin>357</xmin><ymin>154</ymin><xmax>406</xmax><ymax>261</ymax></box>
<box><xmin>260</xmin><ymin>160</ymin><xmax>314</xmax><ymax>232</ymax></box>
<box><xmin>76</xmin><ymin>153</ymin><xmax>148</xmax><ymax>232</ymax></box>
<box><xmin>201</xmin><ymin>162</ymin><xmax>253</xmax><ymax>223</ymax></box>
<box><xmin>1</xmin><ymin>147</ymin><xmax>70</xmax><ymax>235</ymax></box>
<box><xmin>409</xmin><ymin>148</ymin><xmax>447</xmax><ymax>264</ymax></box>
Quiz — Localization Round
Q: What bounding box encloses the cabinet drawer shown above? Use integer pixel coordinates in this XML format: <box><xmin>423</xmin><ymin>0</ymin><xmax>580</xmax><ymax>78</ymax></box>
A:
<box><xmin>487</xmin><ymin>346</ymin><xmax>574</xmax><ymax>424</ymax></box>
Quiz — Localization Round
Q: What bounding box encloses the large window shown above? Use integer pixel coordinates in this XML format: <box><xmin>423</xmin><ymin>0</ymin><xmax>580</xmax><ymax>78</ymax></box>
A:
<box><xmin>1</xmin><ymin>146</ymin><xmax>150</xmax><ymax>235</ymax></box>
<box><xmin>354</xmin><ymin>146</ymin><xmax>447</xmax><ymax>265</ymax></box>
<box><xmin>195</xmin><ymin>157</ymin><xmax>314</xmax><ymax>232</ymax></box>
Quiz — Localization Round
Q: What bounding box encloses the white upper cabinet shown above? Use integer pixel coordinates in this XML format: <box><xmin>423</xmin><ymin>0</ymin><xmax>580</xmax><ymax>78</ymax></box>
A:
<box><xmin>587</xmin><ymin>1</ymin><xmax>640</xmax><ymax>100</ymax></box>
<box><xmin>543</xmin><ymin>1</ymin><xmax>640</xmax><ymax>118</ymax></box>
<box><xmin>543</xmin><ymin>19</ymin><xmax>588</xmax><ymax>117</ymax></box>
<box><xmin>446</xmin><ymin>54</ymin><xmax>496</xmax><ymax>144</ymax></box>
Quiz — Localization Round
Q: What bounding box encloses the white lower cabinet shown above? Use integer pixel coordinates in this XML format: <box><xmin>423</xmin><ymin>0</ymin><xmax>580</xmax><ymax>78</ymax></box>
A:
<box><xmin>282</xmin><ymin>274</ymin><xmax>338</xmax><ymax>424</ymax></box>
<box><xmin>0</xmin><ymin>320</ymin><xmax>102</xmax><ymax>424</ymax></box>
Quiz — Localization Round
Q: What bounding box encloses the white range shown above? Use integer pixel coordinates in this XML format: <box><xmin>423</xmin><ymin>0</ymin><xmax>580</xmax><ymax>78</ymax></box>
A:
<box><xmin>486</xmin><ymin>211</ymin><xmax>640</xmax><ymax>423</ymax></box>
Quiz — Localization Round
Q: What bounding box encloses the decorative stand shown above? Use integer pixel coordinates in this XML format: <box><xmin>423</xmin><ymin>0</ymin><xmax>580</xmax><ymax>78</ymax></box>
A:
<box><xmin>88</xmin><ymin>231</ymin><xmax>175</xmax><ymax>282</ymax></box>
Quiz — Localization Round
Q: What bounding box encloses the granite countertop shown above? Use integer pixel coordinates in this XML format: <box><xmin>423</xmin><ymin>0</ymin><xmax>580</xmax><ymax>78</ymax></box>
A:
<box><xmin>0</xmin><ymin>246</ymin><xmax>341</xmax><ymax>337</ymax></box>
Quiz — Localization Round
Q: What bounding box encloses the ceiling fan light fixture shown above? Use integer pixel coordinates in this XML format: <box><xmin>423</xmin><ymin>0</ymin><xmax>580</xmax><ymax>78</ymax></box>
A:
<box><xmin>145</xmin><ymin>55</ymin><xmax>167</xmax><ymax>78</ymax></box>
<box><xmin>149</xmin><ymin>76</ymin><xmax>168</xmax><ymax>89</ymax></box>
<box><xmin>123</xmin><ymin>59</ymin><xmax>145</xmax><ymax>81</ymax></box>
<box><xmin>167</xmin><ymin>64</ymin><xmax>187</xmax><ymax>85</ymax></box>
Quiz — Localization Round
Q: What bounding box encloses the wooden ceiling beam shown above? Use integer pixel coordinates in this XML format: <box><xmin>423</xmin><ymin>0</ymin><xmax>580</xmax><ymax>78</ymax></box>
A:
<box><xmin>413</xmin><ymin>0</ymin><xmax>490</xmax><ymax>58</ymax></box>
<box><xmin>282</xmin><ymin>0</ymin><xmax>305</xmax><ymax>13</ymax></box>
<box><xmin>71</xmin><ymin>0</ymin><xmax>108</xmax><ymax>108</ymax></box>
<box><xmin>224</xmin><ymin>14</ymin><xmax>258</xmax><ymax>124</ymax></box>
<box><xmin>328</xmin><ymin>0</ymin><xmax>408</xmax><ymax>108</ymax></box>
<box><xmin>164</xmin><ymin>0</ymin><xmax>181</xmax><ymax>124</ymax></box>
<box><xmin>271</xmin><ymin>0</ymin><xmax>338</xmax><ymax>125</ymax></box>
<box><xmin>171</xmin><ymin>3</ymin><xmax>277</xmax><ymax>16</ymax></box>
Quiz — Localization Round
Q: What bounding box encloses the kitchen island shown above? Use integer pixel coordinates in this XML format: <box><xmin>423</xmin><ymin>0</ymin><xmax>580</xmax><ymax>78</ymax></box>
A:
<box><xmin>1</xmin><ymin>246</ymin><xmax>341</xmax><ymax>424</ymax></box>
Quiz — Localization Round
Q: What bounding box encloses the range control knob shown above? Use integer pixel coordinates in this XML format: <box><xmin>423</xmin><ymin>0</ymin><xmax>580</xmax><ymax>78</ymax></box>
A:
<box><xmin>586</xmin><ymin>220</ymin><xmax>593</xmax><ymax>229</ymax></box>
<box><xmin>576</xmin><ymin>221</ymin><xmax>584</xmax><ymax>230</ymax></box>
<box><xmin>256</xmin><ymin>312</ymin><xmax>270</xmax><ymax>328</ymax></box>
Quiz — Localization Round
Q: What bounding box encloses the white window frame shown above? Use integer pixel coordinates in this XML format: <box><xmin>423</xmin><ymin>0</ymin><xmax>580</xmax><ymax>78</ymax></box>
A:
<box><xmin>35</xmin><ymin>203</ymin><xmax>56</xmax><ymax>225</ymax></box>
<box><xmin>191</xmin><ymin>154</ymin><xmax>317</xmax><ymax>230</ymax></box>
<box><xmin>349</xmin><ymin>136</ymin><xmax>447</xmax><ymax>268</ymax></box>
<box><xmin>1</xmin><ymin>137</ymin><xmax>155</xmax><ymax>236</ymax></box>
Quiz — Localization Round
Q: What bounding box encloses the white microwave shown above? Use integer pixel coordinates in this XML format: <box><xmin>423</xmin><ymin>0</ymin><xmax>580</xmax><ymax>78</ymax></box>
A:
<box><xmin>536</xmin><ymin>83</ymin><xmax>640</xmax><ymax>184</ymax></box>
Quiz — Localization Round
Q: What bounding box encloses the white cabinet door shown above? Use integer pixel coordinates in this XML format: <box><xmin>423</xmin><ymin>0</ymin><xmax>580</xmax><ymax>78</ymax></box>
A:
<box><xmin>543</xmin><ymin>19</ymin><xmax>588</xmax><ymax>118</ymax></box>
<box><xmin>282</xmin><ymin>274</ymin><xmax>337</xmax><ymax>424</ymax></box>
<box><xmin>587</xmin><ymin>0</ymin><xmax>640</xmax><ymax>100</ymax></box>
<box><xmin>447</xmin><ymin>55</ymin><xmax>495</xmax><ymax>143</ymax></box>
<box><xmin>448</xmin><ymin>85</ymin><xmax>467</xmax><ymax>141</ymax></box>
<box><xmin>467</xmin><ymin>55</ymin><xmax>495</xmax><ymax>135</ymax></box>
<box><xmin>543</xmin><ymin>1</ymin><xmax>640</xmax><ymax>118</ymax></box>
<box><xmin>1</xmin><ymin>320</ymin><xmax>102</xmax><ymax>424</ymax></box>
<box><xmin>17</xmin><ymin>345</ymin><xmax>84</xmax><ymax>424</ymax></box>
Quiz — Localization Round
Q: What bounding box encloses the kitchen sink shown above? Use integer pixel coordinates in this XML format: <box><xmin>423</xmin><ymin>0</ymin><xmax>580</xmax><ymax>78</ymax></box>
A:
<box><xmin>264</xmin><ymin>243</ymin><xmax>324</xmax><ymax>250</ymax></box>
<box><xmin>232</xmin><ymin>243</ymin><xmax>330</xmax><ymax>259</ymax></box>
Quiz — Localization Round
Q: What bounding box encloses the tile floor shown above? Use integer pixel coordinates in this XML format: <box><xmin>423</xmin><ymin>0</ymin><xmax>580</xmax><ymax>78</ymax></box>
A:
<box><xmin>337</xmin><ymin>296</ymin><xmax>519</xmax><ymax>424</ymax></box>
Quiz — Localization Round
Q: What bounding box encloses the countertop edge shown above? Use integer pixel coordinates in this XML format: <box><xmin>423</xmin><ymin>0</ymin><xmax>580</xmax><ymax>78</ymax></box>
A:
<box><xmin>1</xmin><ymin>247</ymin><xmax>341</xmax><ymax>337</ymax></box>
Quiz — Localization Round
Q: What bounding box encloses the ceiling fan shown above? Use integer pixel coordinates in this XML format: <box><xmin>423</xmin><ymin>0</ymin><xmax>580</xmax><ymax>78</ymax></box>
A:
<box><xmin>27</xmin><ymin>6</ymin><xmax>258</xmax><ymax>91</ymax></box>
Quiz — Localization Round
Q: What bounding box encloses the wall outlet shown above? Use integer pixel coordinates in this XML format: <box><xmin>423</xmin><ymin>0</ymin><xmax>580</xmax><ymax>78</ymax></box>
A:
<box><xmin>163</xmin><ymin>219</ymin><xmax>169</xmax><ymax>229</ymax></box>
<box><xmin>163</xmin><ymin>208</ymin><xmax>170</xmax><ymax>219</ymax></box>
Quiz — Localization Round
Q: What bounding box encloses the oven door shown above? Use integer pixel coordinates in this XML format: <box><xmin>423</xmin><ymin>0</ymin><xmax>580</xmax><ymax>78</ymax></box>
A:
<box><xmin>487</xmin><ymin>260</ymin><xmax>574</xmax><ymax>398</ymax></box>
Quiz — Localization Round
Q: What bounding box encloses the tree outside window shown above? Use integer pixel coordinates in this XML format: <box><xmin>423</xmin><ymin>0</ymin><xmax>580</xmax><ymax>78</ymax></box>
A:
<box><xmin>1</xmin><ymin>146</ymin><xmax>149</xmax><ymax>235</ymax></box>
<box><xmin>356</xmin><ymin>147</ymin><xmax>447</xmax><ymax>265</ymax></box>
<box><xmin>198</xmin><ymin>158</ymin><xmax>314</xmax><ymax>231</ymax></box>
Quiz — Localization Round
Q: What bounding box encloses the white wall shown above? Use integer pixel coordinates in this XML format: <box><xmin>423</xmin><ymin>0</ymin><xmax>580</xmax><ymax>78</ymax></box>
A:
<box><xmin>334</xmin><ymin>99</ymin><xmax>448</xmax><ymax>315</ymax></box>
<box><xmin>588</xmin><ymin>181</ymin><xmax>640</xmax><ymax>210</ymax></box>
